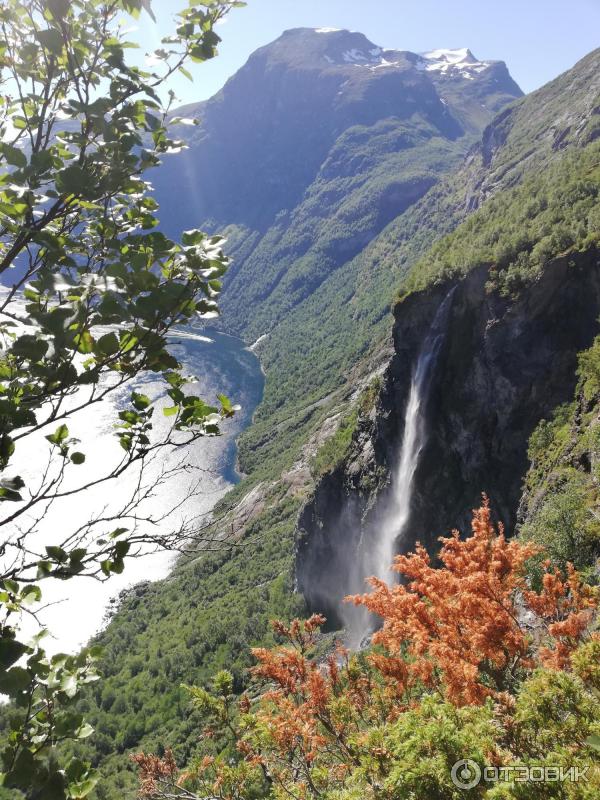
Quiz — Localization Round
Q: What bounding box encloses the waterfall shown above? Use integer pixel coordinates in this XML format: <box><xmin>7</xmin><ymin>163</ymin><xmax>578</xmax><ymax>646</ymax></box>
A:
<box><xmin>344</xmin><ymin>289</ymin><xmax>456</xmax><ymax>647</ymax></box>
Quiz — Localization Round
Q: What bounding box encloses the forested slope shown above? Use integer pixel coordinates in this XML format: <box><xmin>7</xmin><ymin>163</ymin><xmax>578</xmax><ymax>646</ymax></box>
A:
<box><xmin>77</xmin><ymin>42</ymin><xmax>600</xmax><ymax>800</ymax></box>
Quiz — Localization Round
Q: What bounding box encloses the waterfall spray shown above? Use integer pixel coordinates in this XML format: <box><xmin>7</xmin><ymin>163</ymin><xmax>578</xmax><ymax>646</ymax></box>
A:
<box><xmin>344</xmin><ymin>288</ymin><xmax>456</xmax><ymax>647</ymax></box>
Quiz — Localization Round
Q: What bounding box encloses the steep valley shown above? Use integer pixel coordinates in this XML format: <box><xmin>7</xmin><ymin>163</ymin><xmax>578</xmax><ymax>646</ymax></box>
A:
<box><xmin>66</xmin><ymin>32</ymin><xmax>600</xmax><ymax>799</ymax></box>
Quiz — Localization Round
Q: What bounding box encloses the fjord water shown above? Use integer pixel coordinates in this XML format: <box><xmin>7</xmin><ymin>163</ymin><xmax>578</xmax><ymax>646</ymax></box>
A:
<box><xmin>10</xmin><ymin>328</ymin><xmax>264</xmax><ymax>653</ymax></box>
<box><xmin>345</xmin><ymin>290</ymin><xmax>455</xmax><ymax>648</ymax></box>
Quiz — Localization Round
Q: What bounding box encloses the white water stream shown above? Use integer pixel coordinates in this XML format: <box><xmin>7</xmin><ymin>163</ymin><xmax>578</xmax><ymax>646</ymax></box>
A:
<box><xmin>345</xmin><ymin>289</ymin><xmax>455</xmax><ymax>647</ymax></box>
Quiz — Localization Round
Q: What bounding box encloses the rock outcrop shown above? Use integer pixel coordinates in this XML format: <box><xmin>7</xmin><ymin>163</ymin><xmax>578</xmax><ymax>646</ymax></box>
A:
<box><xmin>296</xmin><ymin>249</ymin><xmax>600</xmax><ymax>625</ymax></box>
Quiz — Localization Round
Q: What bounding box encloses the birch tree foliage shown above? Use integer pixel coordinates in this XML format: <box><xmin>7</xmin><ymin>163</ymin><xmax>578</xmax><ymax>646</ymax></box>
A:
<box><xmin>0</xmin><ymin>1</ymin><xmax>244</xmax><ymax>796</ymax></box>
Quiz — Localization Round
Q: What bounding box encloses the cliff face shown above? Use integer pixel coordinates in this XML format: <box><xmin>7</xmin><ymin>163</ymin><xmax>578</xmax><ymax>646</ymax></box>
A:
<box><xmin>296</xmin><ymin>249</ymin><xmax>600</xmax><ymax>625</ymax></box>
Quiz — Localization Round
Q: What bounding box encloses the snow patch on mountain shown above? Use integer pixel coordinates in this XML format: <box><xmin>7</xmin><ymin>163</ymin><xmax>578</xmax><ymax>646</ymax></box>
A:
<box><xmin>343</xmin><ymin>48</ymin><xmax>373</xmax><ymax>63</ymax></box>
<box><xmin>423</xmin><ymin>47</ymin><xmax>475</xmax><ymax>64</ymax></box>
<box><xmin>323</xmin><ymin>46</ymin><xmax>396</xmax><ymax>68</ymax></box>
<box><xmin>374</xmin><ymin>58</ymin><xmax>400</xmax><ymax>68</ymax></box>
<box><xmin>417</xmin><ymin>48</ymin><xmax>492</xmax><ymax>79</ymax></box>
<box><xmin>317</xmin><ymin>35</ymin><xmax>495</xmax><ymax>79</ymax></box>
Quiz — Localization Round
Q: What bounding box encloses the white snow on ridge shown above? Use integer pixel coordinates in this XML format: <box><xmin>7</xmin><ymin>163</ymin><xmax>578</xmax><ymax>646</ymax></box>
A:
<box><xmin>343</xmin><ymin>48</ymin><xmax>371</xmax><ymax>63</ymax></box>
<box><xmin>318</xmin><ymin>40</ymin><xmax>493</xmax><ymax>78</ymax></box>
<box><xmin>422</xmin><ymin>47</ymin><xmax>475</xmax><ymax>64</ymax></box>
<box><xmin>417</xmin><ymin>47</ymin><xmax>492</xmax><ymax>79</ymax></box>
<box><xmin>315</xmin><ymin>27</ymin><xmax>341</xmax><ymax>33</ymax></box>
<box><xmin>324</xmin><ymin>47</ymin><xmax>397</xmax><ymax>68</ymax></box>
<box><xmin>373</xmin><ymin>58</ymin><xmax>401</xmax><ymax>69</ymax></box>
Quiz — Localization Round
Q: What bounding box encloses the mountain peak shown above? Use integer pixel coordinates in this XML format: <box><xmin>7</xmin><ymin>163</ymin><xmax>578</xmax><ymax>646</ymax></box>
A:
<box><xmin>258</xmin><ymin>27</ymin><xmax>383</xmax><ymax>68</ymax></box>
<box><xmin>422</xmin><ymin>47</ymin><xmax>478</xmax><ymax>63</ymax></box>
<box><xmin>161</xmin><ymin>28</ymin><xmax>523</xmax><ymax>228</ymax></box>
<box><xmin>255</xmin><ymin>29</ymin><xmax>502</xmax><ymax>81</ymax></box>
<box><xmin>417</xmin><ymin>47</ymin><xmax>494</xmax><ymax>79</ymax></box>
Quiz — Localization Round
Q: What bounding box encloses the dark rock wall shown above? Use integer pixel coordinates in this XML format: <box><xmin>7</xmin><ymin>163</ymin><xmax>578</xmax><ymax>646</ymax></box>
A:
<box><xmin>296</xmin><ymin>249</ymin><xmax>600</xmax><ymax>623</ymax></box>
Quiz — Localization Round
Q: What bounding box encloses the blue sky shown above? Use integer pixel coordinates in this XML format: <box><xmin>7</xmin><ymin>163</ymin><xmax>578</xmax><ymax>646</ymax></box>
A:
<box><xmin>138</xmin><ymin>0</ymin><xmax>600</xmax><ymax>106</ymax></box>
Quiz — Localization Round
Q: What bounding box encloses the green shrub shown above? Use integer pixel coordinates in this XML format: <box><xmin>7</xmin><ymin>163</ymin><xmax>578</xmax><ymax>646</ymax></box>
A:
<box><xmin>311</xmin><ymin>409</ymin><xmax>359</xmax><ymax>477</ymax></box>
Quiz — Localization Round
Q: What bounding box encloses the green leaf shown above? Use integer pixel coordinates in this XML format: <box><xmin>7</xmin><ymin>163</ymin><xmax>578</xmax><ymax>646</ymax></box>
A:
<box><xmin>56</xmin><ymin>165</ymin><xmax>91</xmax><ymax>197</ymax></box>
<box><xmin>0</xmin><ymin>476</ymin><xmax>25</xmax><ymax>492</ymax></box>
<box><xmin>73</xmin><ymin>329</ymin><xmax>94</xmax><ymax>354</ymax></box>
<box><xmin>60</xmin><ymin>673</ymin><xmax>78</xmax><ymax>698</ymax></box>
<box><xmin>0</xmin><ymin>637</ymin><xmax>29</xmax><ymax>670</ymax></box>
<box><xmin>218</xmin><ymin>394</ymin><xmax>233</xmax><ymax>414</ymax></box>
<box><xmin>47</xmin><ymin>0</ymin><xmax>70</xmax><ymax>21</ymax></box>
<box><xmin>70</xmin><ymin>452</ymin><xmax>86</xmax><ymax>465</ymax></box>
<box><xmin>31</xmin><ymin>149</ymin><xmax>54</xmax><ymax>172</ymax></box>
<box><xmin>46</xmin><ymin>545</ymin><xmax>68</xmax><ymax>563</ymax></box>
<box><xmin>20</xmin><ymin>585</ymin><xmax>42</xmax><ymax>606</ymax></box>
<box><xmin>113</xmin><ymin>541</ymin><xmax>130</xmax><ymax>559</ymax></box>
<box><xmin>37</xmin><ymin>561</ymin><xmax>53</xmax><ymax>579</ymax></box>
<box><xmin>141</xmin><ymin>0</ymin><xmax>156</xmax><ymax>22</ymax></box>
<box><xmin>1</xmin><ymin>144</ymin><xmax>27</xmax><ymax>168</ymax></box>
<box><xmin>46</xmin><ymin>424</ymin><xmax>69</xmax><ymax>446</ymax></box>
<box><xmin>96</xmin><ymin>332</ymin><xmax>120</xmax><ymax>356</ymax></box>
<box><xmin>0</xmin><ymin>482</ymin><xmax>24</xmax><ymax>502</ymax></box>
<box><xmin>11</xmin><ymin>334</ymin><xmax>49</xmax><ymax>361</ymax></box>
<box><xmin>0</xmin><ymin>666</ymin><xmax>30</xmax><ymax>695</ymax></box>
<box><xmin>182</xmin><ymin>229</ymin><xmax>205</xmax><ymax>245</ymax></box>
<box><xmin>36</xmin><ymin>28</ymin><xmax>64</xmax><ymax>55</ymax></box>
<box><xmin>0</xmin><ymin>435</ymin><xmax>15</xmax><ymax>466</ymax></box>
<box><xmin>3</xmin><ymin>747</ymin><xmax>36</xmax><ymax>790</ymax></box>
<box><xmin>69</xmin><ymin>776</ymin><xmax>98</xmax><ymax>797</ymax></box>
<box><xmin>131</xmin><ymin>391</ymin><xmax>150</xmax><ymax>411</ymax></box>
<box><xmin>69</xmin><ymin>548</ymin><xmax>87</xmax><ymax>565</ymax></box>
<box><xmin>75</xmin><ymin>723</ymin><xmax>94</xmax><ymax>740</ymax></box>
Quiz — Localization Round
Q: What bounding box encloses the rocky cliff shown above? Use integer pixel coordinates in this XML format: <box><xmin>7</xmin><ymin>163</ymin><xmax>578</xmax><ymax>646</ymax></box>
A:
<box><xmin>297</xmin><ymin>248</ymin><xmax>600</xmax><ymax>625</ymax></box>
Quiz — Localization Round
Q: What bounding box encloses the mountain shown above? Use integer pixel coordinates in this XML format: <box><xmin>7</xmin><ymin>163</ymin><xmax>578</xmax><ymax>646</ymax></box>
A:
<box><xmin>156</xmin><ymin>27</ymin><xmax>520</xmax><ymax>350</ymax></box>
<box><xmin>157</xmin><ymin>28</ymin><xmax>520</xmax><ymax>232</ymax></box>
<box><xmin>69</xmin><ymin>35</ymin><xmax>600</xmax><ymax>800</ymax></box>
<box><xmin>153</xmin><ymin>28</ymin><xmax>522</xmax><ymax>484</ymax></box>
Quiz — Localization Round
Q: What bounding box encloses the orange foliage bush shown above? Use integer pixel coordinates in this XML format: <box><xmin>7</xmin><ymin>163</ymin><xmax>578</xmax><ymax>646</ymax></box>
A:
<box><xmin>130</xmin><ymin>750</ymin><xmax>178</xmax><ymax>798</ymax></box>
<box><xmin>133</xmin><ymin>499</ymin><xmax>598</xmax><ymax>799</ymax></box>
<box><xmin>350</xmin><ymin>497</ymin><xmax>597</xmax><ymax>705</ymax></box>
